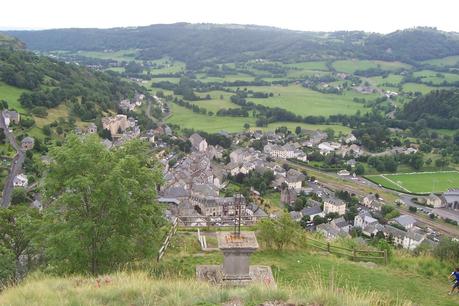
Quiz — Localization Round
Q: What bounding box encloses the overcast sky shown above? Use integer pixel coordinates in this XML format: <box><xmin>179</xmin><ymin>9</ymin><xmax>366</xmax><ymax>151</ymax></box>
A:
<box><xmin>1</xmin><ymin>0</ymin><xmax>458</xmax><ymax>33</ymax></box>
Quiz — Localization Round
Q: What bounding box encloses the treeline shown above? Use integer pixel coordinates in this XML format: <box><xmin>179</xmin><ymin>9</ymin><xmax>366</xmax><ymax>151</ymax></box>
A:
<box><xmin>399</xmin><ymin>89</ymin><xmax>459</xmax><ymax>129</ymax></box>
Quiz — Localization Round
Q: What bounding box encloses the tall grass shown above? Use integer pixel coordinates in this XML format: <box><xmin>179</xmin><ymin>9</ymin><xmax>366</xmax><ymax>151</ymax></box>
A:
<box><xmin>0</xmin><ymin>270</ymin><xmax>414</xmax><ymax>306</ymax></box>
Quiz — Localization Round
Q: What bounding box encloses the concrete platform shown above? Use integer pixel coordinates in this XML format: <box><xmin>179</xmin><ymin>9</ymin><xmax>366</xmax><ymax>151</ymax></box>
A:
<box><xmin>196</xmin><ymin>265</ymin><xmax>276</xmax><ymax>288</ymax></box>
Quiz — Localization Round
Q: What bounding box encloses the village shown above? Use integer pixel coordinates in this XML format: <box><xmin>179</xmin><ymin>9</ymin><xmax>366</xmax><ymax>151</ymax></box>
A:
<box><xmin>3</xmin><ymin>92</ymin><xmax>459</xmax><ymax>252</ymax></box>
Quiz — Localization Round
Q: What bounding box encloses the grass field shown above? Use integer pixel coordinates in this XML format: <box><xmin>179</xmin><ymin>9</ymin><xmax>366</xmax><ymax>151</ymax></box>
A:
<box><xmin>73</xmin><ymin>49</ymin><xmax>138</xmax><ymax>61</ymax></box>
<box><xmin>413</xmin><ymin>70</ymin><xmax>459</xmax><ymax>85</ymax></box>
<box><xmin>402</xmin><ymin>82</ymin><xmax>441</xmax><ymax>95</ymax></box>
<box><xmin>366</xmin><ymin>171</ymin><xmax>459</xmax><ymax>193</ymax></box>
<box><xmin>332</xmin><ymin>60</ymin><xmax>411</xmax><ymax>74</ymax></box>
<box><xmin>0</xmin><ymin>82</ymin><xmax>27</xmax><ymax>113</ymax></box>
<box><xmin>240</xmin><ymin>84</ymin><xmax>373</xmax><ymax>117</ymax></box>
<box><xmin>423</xmin><ymin>55</ymin><xmax>459</xmax><ymax>67</ymax></box>
<box><xmin>166</xmin><ymin>103</ymin><xmax>352</xmax><ymax>133</ymax></box>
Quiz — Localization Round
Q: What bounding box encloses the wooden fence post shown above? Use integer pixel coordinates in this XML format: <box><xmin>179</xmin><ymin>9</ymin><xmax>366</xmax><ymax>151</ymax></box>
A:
<box><xmin>352</xmin><ymin>248</ymin><xmax>356</xmax><ymax>261</ymax></box>
<box><xmin>384</xmin><ymin>250</ymin><xmax>388</xmax><ymax>265</ymax></box>
<box><xmin>327</xmin><ymin>242</ymin><xmax>330</xmax><ymax>252</ymax></box>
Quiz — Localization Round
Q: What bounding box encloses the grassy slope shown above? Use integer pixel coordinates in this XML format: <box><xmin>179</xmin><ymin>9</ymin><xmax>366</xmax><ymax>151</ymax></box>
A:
<box><xmin>2</xmin><ymin>232</ymin><xmax>456</xmax><ymax>305</ymax></box>
<box><xmin>0</xmin><ymin>82</ymin><xmax>27</xmax><ymax>113</ymax></box>
<box><xmin>0</xmin><ymin>269</ymin><xmax>420</xmax><ymax>306</ymax></box>
<box><xmin>151</xmin><ymin>232</ymin><xmax>458</xmax><ymax>306</ymax></box>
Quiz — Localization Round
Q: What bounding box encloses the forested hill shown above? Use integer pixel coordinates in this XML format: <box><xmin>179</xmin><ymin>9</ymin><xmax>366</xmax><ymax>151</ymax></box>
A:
<box><xmin>400</xmin><ymin>89</ymin><xmax>459</xmax><ymax>129</ymax></box>
<box><xmin>0</xmin><ymin>43</ymin><xmax>143</xmax><ymax>120</ymax></box>
<box><xmin>5</xmin><ymin>24</ymin><xmax>459</xmax><ymax>64</ymax></box>
<box><xmin>0</xmin><ymin>33</ymin><xmax>25</xmax><ymax>49</ymax></box>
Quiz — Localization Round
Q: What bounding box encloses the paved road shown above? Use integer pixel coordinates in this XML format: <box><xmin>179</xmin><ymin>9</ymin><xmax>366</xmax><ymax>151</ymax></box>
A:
<box><xmin>287</xmin><ymin>160</ymin><xmax>459</xmax><ymax>238</ymax></box>
<box><xmin>0</xmin><ymin>112</ymin><xmax>25</xmax><ymax>208</ymax></box>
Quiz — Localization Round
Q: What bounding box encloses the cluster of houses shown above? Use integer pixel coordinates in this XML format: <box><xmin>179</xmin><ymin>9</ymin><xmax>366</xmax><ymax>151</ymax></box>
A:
<box><xmin>295</xmin><ymin>192</ymin><xmax>434</xmax><ymax>250</ymax></box>
<box><xmin>118</xmin><ymin>94</ymin><xmax>145</xmax><ymax>112</ymax></box>
<box><xmin>101</xmin><ymin>114</ymin><xmax>140</xmax><ymax>147</ymax></box>
<box><xmin>158</xmin><ymin>133</ymin><xmax>268</xmax><ymax>226</ymax></box>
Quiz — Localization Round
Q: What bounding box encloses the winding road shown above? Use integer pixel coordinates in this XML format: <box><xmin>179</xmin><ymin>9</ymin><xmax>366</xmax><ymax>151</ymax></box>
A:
<box><xmin>0</xmin><ymin>112</ymin><xmax>25</xmax><ymax>208</ymax></box>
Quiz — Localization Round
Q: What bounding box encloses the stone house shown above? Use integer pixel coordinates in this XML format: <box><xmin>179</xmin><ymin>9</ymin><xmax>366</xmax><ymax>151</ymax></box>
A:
<box><xmin>13</xmin><ymin>173</ymin><xmax>28</xmax><ymax>187</ymax></box>
<box><xmin>2</xmin><ymin>110</ymin><xmax>20</xmax><ymax>126</ymax></box>
<box><xmin>425</xmin><ymin>193</ymin><xmax>443</xmax><ymax>208</ymax></box>
<box><xmin>189</xmin><ymin>133</ymin><xmax>208</xmax><ymax>152</ymax></box>
<box><xmin>323</xmin><ymin>197</ymin><xmax>346</xmax><ymax>216</ymax></box>
<box><xmin>21</xmin><ymin>137</ymin><xmax>35</xmax><ymax>150</ymax></box>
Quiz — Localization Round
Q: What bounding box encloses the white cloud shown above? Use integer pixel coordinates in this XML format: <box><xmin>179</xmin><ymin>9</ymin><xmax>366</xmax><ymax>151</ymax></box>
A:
<box><xmin>1</xmin><ymin>0</ymin><xmax>458</xmax><ymax>33</ymax></box>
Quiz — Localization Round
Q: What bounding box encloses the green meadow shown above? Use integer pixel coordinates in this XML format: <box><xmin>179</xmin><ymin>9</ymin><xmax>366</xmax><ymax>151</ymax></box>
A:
<box><xmin>241</xmin><ymin>84</ymin><xmax>374</xmax><ymax>117</ymax></box>
<box><xmin>366</xmin><ymin>171</ymin><xmax>459</xmax><ymax>193</ymax></box>
<box><xmin>422</xmin><ymin>55</ymin><xmax>459</xmax><ymax>67</ymax></box>
<box><xmin>413</xmin><ymin>70</ymin><xmax>459</xmax><ymax>85</ymax></box>
<box><xmin>0</xmin><ymin>81</ymin><xmax>27</xmax><ymax>113</ymax></box>
<box><xmin>166</xmin><ymin>103</ymin><xmax>352</xmax><ymax>133</ymax></box>
<box><xmin>332</xmin><ymin>60</ymin><xmax>411</xmax><ymax>74</ymax></box>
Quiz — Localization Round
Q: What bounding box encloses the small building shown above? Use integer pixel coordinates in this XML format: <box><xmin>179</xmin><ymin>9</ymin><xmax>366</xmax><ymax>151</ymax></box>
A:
<box><xmin>323</xmin><ymin>197</ymin><xmax>346</xmax><ymax>216</ymax></box>
<box><xmin>289</xmin><ymin>211</ymin><xmax>303</xmax><ymax>222</ymax></box>
<box><xmin>392</xmin><ymin>215</ymin><xmax>416</xmax><ymax>229</ymax></box>
<box><xmin>337</xmin><ymin>169</ymin><xmax>350</xmax><ymax>176</ymax></box>
<box><xmin>354</xmin><ymin>210</ymin><xmax>378</xmax><ymax>229</ymax></box>
<box><xmin>86</xmin><ymin>123</ymin><xmax>97</xmax><ymax>134</ymax></box>
<box><xmin>443</xmin><ymin>189</ymin><xmax>459</xmax><ymax>210</ymax></box>
<box><xmin>301</xmin><ymin>205</ymin><xmax>324</xmax><ymax>219</ymax></box>
<box><xmin>362</xmin><ymin>194</ymin><xmax>383</xmax><ymax>211</ymax></box>
<box><xmin>189</xmin><ymin>133</ymin><xmax>208</xmax><ymax>152</ymax></box>
<box><xmin>285</xmin><ymin>169</ymin><xmax>306</xmax><ymax>191</ymax></box>
<box><xmin>280</xmin><ymin>188</ymin><xmax>297</xmax><ymax>205</ymax></box>
<box><xmin>21</xmin><ymin>137</ymin><xmax>35</xmax><ymax>150</ymax></box>
<box><xmin>13</xmin><ymin>173</ymin><xmax>28</xmax><ymax>187</ymax></box>
<box><xmin>2</xmin><ymin>110</ymin><xmax>20</xmax><ymax>127</ymax></box>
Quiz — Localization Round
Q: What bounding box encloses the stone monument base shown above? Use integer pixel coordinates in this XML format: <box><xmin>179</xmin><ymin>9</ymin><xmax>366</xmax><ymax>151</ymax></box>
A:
<box><xmin>196</xmin><ymin>265</ymin><xmax>276</xmax><ymax>288</ymax></box>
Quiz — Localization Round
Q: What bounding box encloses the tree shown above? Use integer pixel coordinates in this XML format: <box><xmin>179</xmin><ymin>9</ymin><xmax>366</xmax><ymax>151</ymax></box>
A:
<box><xmin>0</xmin><ymin>206</ymin><xmax>40</xmax><ymax>276</ymax></box>
<box><xmin>295</xmin><ymin>126</ymin><xmax>302</xmax><ymax>135</ymax></box>
<box><xmin>409</xmin><ymin>206</ymin><xmax>417</xmax><ymax>213</ymax></box>
<box><xmin>256</xmin><ymin>213</ymin><xmax>299</xmax><ymax>250</ymax></box>
<box><xmin>11</xmin><ymin>188</ymin><xmax>28</xmax><ymax>205</ymax></box>
<box><xmin>41</xmin><ymin>135</ymin><xmax>165</xmax><ymax>274</ymax></box>
<box><xmin>243</xmin><ymin>123</ymin><xmax>250</xmax><ymax>130</ymax></box>
<box><xmin>300</xmin><ymin>215</ymin><xmax>310</xmax><ymax>228</ymax></box>
<box><xmin>0</xmin><ymin>245</ymin><xmax>15</xmax><ymax>286</ymax></box>
<box><xmin>354</xmin><ymin>163</ymin><xmax>365</xmax><ymax>175</ymax></box>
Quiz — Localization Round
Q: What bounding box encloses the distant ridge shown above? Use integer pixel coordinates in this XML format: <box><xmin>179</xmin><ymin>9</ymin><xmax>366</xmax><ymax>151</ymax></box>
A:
<box><xmin>6</xmin><ymin>24</ymin><xmax>459</xmax><ymax>63</ymax></box>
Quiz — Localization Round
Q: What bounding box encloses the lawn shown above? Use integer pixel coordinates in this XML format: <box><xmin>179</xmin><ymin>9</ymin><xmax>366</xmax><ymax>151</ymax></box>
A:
<box><xmin>332</xmin><ymin>60</ymin><xmax>411</xmax><ymax>74</ymax></box>
<box><xmin>190</xmin><ymin>91</ymin><xmax>241</xmax><ymax>113</ymax></box>
<box><xmin>166</xmin><ymin>103</ymin><xmax>352</xmax><ymax>134</ymax></box>
<box><xmin>402</xmin><ymin>82</ymin><xmax>441</xmax><ymax>95</ymax></box>
<box><xmin>366</xmin><ymin>171</ymin><xmax>459</xmax><ymax>194</ymax></box>
<box><xmin>413</xmin><ymin>70</ymin><xmax>459</xmax><ymax>85</ymax></box>
<box><xmin>196</xmin><ymin>73</ymin><xmax>256</xmax><ymax>83</ymax></box>
<box><xmin>368</xmin><ymin>74</ymin><xmax>404</xmax><ymax>87</ymax></box>
<box><xmin>423</xmin><ymin>55</ymin><xmax>459</xmax><ymax>67</ymax></box>
<box><xmin>0</xmin><ymin>82</ymin><xmax>27</xmax><ymax>113</ymax></box>
<box><xmin>240</xmin><ymin>84</ymin><xmax>373</xmax><ymax>117</ymax></box>
<box><xmin>73</xmin><ymin>49</ymin><xmax>138</xmax><ymax>61</ymax></box>
<box><xmin>285</xmin><ymin>61</ymin><xmax>328</xmax><ymax>71</ymax></box>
